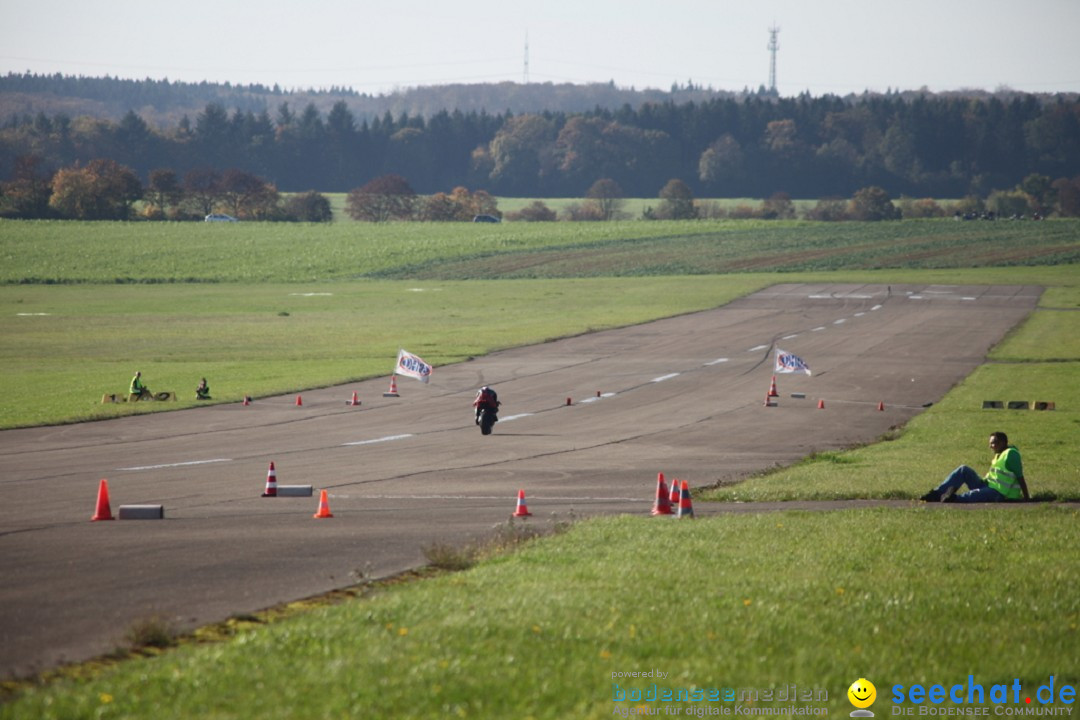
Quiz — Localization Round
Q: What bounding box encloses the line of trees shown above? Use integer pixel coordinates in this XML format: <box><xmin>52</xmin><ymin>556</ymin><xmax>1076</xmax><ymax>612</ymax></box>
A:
<box><xmin>2</xmin><ymin>91</ymin><xmax>1078</xmax><ymax>204</ymax></box>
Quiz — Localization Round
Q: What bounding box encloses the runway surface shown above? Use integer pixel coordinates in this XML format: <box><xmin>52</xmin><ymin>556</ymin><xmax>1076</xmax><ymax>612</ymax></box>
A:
<box><xmin>0</xmin><ymin>283</ymin><xmax>1042</xmax><ymax>679</ymax></box>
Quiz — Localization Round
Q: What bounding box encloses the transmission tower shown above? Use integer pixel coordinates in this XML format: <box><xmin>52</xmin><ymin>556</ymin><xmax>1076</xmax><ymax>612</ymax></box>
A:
<box><xmin>767</xmin><ymin>24</ymin><xmax>780</xmax><ymax>94</ymax></box>
<box><xmin>523</xmin><ymin>32</ymin><xmax>530</xmax><ymax>84</ymax></box>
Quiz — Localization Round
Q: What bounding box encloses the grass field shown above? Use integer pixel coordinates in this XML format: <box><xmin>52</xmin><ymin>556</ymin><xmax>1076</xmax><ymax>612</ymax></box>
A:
<box><xmin>1</xmin><ymin>218</ymin><xmax>1078</xmax><ymax>718</ymax></box>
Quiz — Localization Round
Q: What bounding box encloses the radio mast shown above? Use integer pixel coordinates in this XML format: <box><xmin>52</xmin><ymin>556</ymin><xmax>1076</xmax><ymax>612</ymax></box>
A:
<box><xmin>767</xmin><ymin>25</ymin><xmax>780</xmax><ymax>94</ymax></box>
<box><xmin>524</xmin><ymin>32</ymin><xmax>530</xmax><ymax>84</ymax></box>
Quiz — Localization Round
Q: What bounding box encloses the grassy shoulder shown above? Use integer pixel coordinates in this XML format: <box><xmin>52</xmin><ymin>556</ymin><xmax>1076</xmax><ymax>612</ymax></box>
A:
<box><xmin>3</xmin><ymin>508</ymin><xmax>1077</xmax><ymax>719</ymax></box>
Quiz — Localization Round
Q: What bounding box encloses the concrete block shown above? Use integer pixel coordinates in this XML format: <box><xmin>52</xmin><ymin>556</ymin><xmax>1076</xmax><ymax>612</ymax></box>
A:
<box><xmin>118</xmin><ymin>504</ymin><xmax>164</xmax><ymax>520</ymax></box>
<box><xmin>277</xmin><ymin>485</ymin><xmax>314</xmax><ymax>497</ymax></box>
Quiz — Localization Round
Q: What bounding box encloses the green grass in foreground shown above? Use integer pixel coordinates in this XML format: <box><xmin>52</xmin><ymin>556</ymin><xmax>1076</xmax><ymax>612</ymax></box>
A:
<box><xmin>4</xmin><ymin>508</ymin><xmax>1077</xmax><ymax>719</ymax></box>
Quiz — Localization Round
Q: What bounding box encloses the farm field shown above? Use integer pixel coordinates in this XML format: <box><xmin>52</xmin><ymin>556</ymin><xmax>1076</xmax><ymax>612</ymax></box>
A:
<box><xmin>0</xmin><ymin>218</ymin><xmax>1078</xmax><ymax>719</ymax></box>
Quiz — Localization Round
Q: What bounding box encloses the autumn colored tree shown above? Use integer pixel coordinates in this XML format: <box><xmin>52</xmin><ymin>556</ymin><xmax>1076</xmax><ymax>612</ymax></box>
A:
<box><xmin>220</xmin><ymin>168</ymin><xmax>274</xmax><ymax>219</ymax></box>
<box><xmin>506</xmin><ymin>200</ymin><xmax>557</xmax><ymax>222</ymax></box>
<box><xmin>584</xmin><ymin>178</ymin><xmax>625</xmax><ymax>221</ymax></box>
<box><xmin>183</xmin><ymin>167</ymin><xmax>223</xmax><ymax>216</ymax></box>
<box><xmin>698</xmin><ymin>134</ymin><xmax>746</xmax><ymax>189</ymax></box>
<box><xmin>284</xmin><ymin>191</ymin><xmax>333</xmax><ymax>222</ymax></box>
<box><xmin>346</xmin><ymin>174</ymin><xmax>417</xmax><ymax>222</ymax></box>
<box><xmin>0</xmin><ymin>154</ymin><xmax>54</xmax><ymax>218</ymax></box>
<box><xmin>49</xmin><ymin>158</ymin><xmax>141</xmax><ymax>220</ymax></box>
<box><xmin>760</xmin><ymin>191</ymin><xmax>796</xmax><ymax>220</ymax></box>
<box><xmin>145</xmin><ymin>168</ymin><xmax>181</xmax><ymax>219</ymax></box>
<box><xmin>849</xmin><ymin>186</ymin><xmax>900</xmax><ymax>221</ymax></box>
<box><xmin>657</xmin><ymin>178</ymin><xmax>697</xmax><ymax>220</ymax></box>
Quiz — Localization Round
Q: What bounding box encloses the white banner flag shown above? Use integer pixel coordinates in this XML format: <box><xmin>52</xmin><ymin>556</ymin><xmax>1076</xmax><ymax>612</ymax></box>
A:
<box><xmin>395</xmin><ymin>349</ymin><xmax>433</xmax><ymax>384</ymax></box>
<box><xmin>775</xmin><ymin>348</ymin><xmax>812</xmax><ymax>376</ymax></box>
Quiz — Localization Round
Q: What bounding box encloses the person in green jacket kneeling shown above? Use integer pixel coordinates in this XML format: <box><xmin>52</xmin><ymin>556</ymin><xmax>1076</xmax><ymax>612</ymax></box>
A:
<box><xmin>920</xmin><ymin>431</ymin><xmax>1030</xmax><ymax>503</ymax></box>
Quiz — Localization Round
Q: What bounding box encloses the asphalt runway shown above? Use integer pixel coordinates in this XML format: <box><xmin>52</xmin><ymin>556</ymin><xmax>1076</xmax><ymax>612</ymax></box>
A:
<box><xmin>0</xmin><ymin>283</ymin><xmax>1042</xmax><ymax>680</ymax></box>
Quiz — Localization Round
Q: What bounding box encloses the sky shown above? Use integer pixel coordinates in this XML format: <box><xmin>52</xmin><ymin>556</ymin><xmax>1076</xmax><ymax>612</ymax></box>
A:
<box><xmin>2</xmin><ymin>0</ymin><xmax>1079</xmax><ymax>97</ymax></box>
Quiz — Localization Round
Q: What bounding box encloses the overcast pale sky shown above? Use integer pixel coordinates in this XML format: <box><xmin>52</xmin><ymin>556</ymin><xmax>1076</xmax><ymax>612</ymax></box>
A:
<box><xmin>2</xmin><ymin>0</ymin><xmax>1078</xmax><ymax>96</ymax></box>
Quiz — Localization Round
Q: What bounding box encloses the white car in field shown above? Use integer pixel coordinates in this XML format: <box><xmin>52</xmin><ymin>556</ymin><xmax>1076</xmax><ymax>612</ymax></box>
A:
<box><xmin>204</xmin><ymin>213</ymin><xmax>238</xmax><ymax>222</ymax></box>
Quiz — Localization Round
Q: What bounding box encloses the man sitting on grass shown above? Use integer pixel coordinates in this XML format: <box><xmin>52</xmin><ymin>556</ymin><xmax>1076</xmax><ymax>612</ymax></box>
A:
<box><xmin>920</xmin><ymin>431</ymin><xmax>1029</xmax><ymax>503</ymax></box>
<box><xmin>130</xmin><ymin>371</ymin><xmax>151</xmax><ymax>401</ymax></box>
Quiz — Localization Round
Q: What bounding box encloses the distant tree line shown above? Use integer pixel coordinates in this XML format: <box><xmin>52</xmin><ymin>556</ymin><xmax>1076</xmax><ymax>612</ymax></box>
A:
<box><xmin>2</xmin><ymin>89</ymin><xmax>1079</xmax><ymax>219</ymax></box>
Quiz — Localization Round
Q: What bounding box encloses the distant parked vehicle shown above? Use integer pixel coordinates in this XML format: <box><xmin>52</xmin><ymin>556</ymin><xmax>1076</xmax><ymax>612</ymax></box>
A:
<box><xmin>204</xmin><ymin>213</ymin><xmax>238</xmax><ymax>222</ymax></box>
<box><xmin>472</xmin><ymin>214</ymin><xmax>501</xmax><ymax>223</ymax></box>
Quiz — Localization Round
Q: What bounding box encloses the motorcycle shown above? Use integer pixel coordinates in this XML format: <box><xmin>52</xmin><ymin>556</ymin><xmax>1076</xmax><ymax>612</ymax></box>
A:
<box><xmin>478</xmin><ymin>406</ymin><xmax>498</xmax><ymax>435</ymax></box>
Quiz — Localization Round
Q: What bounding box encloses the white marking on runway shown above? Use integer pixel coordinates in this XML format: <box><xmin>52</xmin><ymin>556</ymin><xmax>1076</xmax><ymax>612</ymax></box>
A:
<box><xmin>782</xmin><ymin>334</ymin><xmax>799</xmax><ymax>340</ymax></box>
<box><xmin>748</xmin><ymin>345</ymin><xmax>769</xmax><ymax>352</ymax></box>
<box><xmin>342</xmin><ymin>434</ymin><xmax>413</xmax><ymax>446</ymax></box>
<box><xmin>118</xmin><ymin>458</ymin><xmax>231</xmax><ymax>471</ymax></box>
<box><xmin>812</xmin><ymin>326</ymin><xmax>826</xmax><ymax>332</ymax></box>
<box><xmin>872</xmin><ymin>304</ymin><xmax>883</xmax><ymax>311</ymax></box>
<box><xmin>500</xmin><ymin>413</ymin><xmax>533</xmax><ymax>421</ymax></box>
<box><xmin>704</xmin><ymin>358</ymin><xmax>729</xmax><ymax>366</ymax></box>
<box><xmin>651</xmin><ymin>373</ymin><xmax>680</xmax><ymax>383</ymax></box>
<box><xmin>854</xmin><ymin>312</ymin><xmax>865</xmax><ymax>317</ymax></box>
<box><xmin>834</xmin><ymin>318</ymin><xmax>847</xmax><ymax>324</ymax></box>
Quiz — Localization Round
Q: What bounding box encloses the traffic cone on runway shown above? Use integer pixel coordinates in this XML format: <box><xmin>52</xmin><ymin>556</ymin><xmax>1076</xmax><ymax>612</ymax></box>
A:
<box><xmin>261</xmin><ymin>461</ymin><xmax>278</xmax><ymax>497</ymax></box>
<box><xmin>768</xmin><ymin>375</ymin><xmax>779</xmax><ymax>397</ymax></box>
<box><xmin>877</xmin><ymin>400</ymin><xmax>885</xmax><ymax>411</ymax></box>
<box><xmin>817</xmin><ymin>399</ymin><xmax>825</xmax><ymax>409</ymax></box>
<box><xmin>91</xmin><ymin>478</ymin><xmax>114</xmax><ymax>521</ymax></box>
<box><xmin>764</xmin><ymin>393</ymin><xmax>776</xmax><ymax>407</ymax></box>
<box><xmin>349</xmin><ymin>391</ymin><xmax>360</xmax><ymax>406</ymax></box>
<box><xmin>677</xmin><ymin>480</ymin><xmax>695</xmax><ymax>519</ymax></box>
<box><xmin>313</xmin><ymin>489</ymin><xmax>334</xmax><ymax>518</ymax></box>
<box><xmin>512</xmin><ymin>489</ymin><xmax>532</xmax><ymax>517</ymax></box>
<box><xmin>295</xmin><ymin>395</ymin><xmax>303</xmax><ymax>406</ymax></box>
<box><xmin>383</xmin><ymin>375</ymin><xmax>400</xmax><ymax>398</ymax></box>
<box><xmin>668</xmin><ymin>477</ymin><xmax>681</xmax><ymax>506</ymax></box>
<box><xmin>566</xmin><ymin>397</ymin><xmax>572</xmax><ymax>406</ymax></box>
<box><xmin>651</xmin><ymin>472</ymin><xmax>673</xmax><ymax>516</ymax></box>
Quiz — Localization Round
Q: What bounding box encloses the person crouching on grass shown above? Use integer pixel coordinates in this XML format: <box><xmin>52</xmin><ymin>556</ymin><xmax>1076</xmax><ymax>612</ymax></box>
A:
<box><xmin>920</xmin><ymin>431</ymin><xmax>1029</xmax><ymax>503</ymax></box>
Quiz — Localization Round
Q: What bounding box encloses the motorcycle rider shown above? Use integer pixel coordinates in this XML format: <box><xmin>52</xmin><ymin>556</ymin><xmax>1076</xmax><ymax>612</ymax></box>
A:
<box><xmin>473</xmin><ymin>385</ymin><xmax>500</xmax><ymax>425</ymax></box>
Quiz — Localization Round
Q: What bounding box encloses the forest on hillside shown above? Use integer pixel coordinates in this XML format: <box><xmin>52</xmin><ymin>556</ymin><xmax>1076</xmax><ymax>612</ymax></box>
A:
<box><xmin>1</xmin><ymin>73</ymin><xmax>1078</xmax><ymax>203</ymax></box>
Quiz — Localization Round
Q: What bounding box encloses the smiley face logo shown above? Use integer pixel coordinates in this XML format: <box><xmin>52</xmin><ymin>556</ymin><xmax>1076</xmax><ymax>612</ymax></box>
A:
<box><xmin>848</xmin><ymin>678</ymin><xmax>877</xmax><ymax>709</ymax></box>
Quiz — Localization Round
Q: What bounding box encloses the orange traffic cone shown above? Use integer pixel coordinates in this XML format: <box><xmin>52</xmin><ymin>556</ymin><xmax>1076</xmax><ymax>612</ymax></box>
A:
<box><xmin>512</xmin><ymin>489</ymin><xmax>532</xmax><ymax>517</ymax></box>
<box><xmin>651</xmin><ymin>472</ymin><xmax>673</xmax><ymax>516</ymax></box>
<box><xmin>295</xmin><ymin>395</ymin><xmax>303</xmax><ymax>406</ymax></box>
<box><xmin>91</xmin><ymin>478</ymin><xmax>114</xmax><ymax>521</ymax></box>
<box><xmin>349</xmin><ymin>391</ymin><xmax>360</xmax><ymax>406</ymax></box>
<box><xmin>668</xmin><ymin>477</ymin><xmax>681</xmax><ymax>506</ymax></box>
<box><xmin>677</xmin><ymin>480</ymin><xmax>695</xmax><ymax>519</ymax></box>
<box><xmin>566</xmin><ymin>397</ymin><xmax>572</xmax><ymax>405</ymax></box>
<box><xmin>764</xmin><ymin>393</ymin><xmax>776</xmax><ymax>407</ymax></box>
<box><xmin>313</xmin><ymin>489</ymin><xmax>334</xmax><ymax>518</ymax></box>
<box><xmin>383</xmin><ymin>375</ymin><xmax>400</xmax><ymax>398</ymax></box>
<box><xmin>877</xmin><ymin>400</ymin><xmax>885</xmax><ymax>411</ymax></box>
<box><xmin>768</xmin><ymin>375</ymin><xmax>779</xmax><ymax>397</ymax></box>
<box><xmin>261</xmin><ymin>461</ymin><xmax>278</xmax><ymax>497</ymax></box>
<box><xmin>817</xmin><ymin>399</ymin><xmax>825</xmax><ymax>409</ymax></box>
